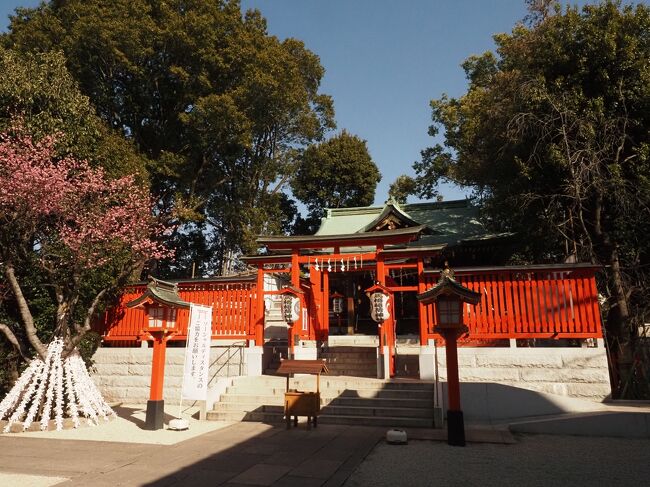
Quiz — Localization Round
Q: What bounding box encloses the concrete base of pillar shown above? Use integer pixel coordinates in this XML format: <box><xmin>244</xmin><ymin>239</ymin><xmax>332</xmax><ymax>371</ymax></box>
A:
<box><xmin>418</xmin><ymin>345</ymin><xmax>436</xmax><ymax>381</ymax></box>
<box><xmin>447</xmin><ymin>409</ymin><xmax>466</xmax><ymax>447</ymax></box>
<box><xmin>145</xmin><ymin>399</ymin><xmax>165</xmax><ymax>430</ymax></box>
<box><xmin>377</xmin><ymin>346</ymin><xmax>390</xmax><ymax>379</ymax></box>
<box><xmin>244</xmin><ymin>346</ymin><xmax>263</xmax><ymax>376</ymax></box>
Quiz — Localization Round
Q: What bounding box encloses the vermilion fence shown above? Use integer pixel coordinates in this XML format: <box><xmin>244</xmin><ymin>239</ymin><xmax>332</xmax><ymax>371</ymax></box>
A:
<box><xmin>95</xmin><ymin>277</ymin><xmax>258</xmax><ymax>344</ymax></box>
<box><xmin>96</xmin><ymin>265</ymin><xmax>603</xmax><ymax>345</ymax></box>
<box><xmin>421</xmin><ymin>265</ymin><xmax>603</xmax><ymax>340</ymax></box>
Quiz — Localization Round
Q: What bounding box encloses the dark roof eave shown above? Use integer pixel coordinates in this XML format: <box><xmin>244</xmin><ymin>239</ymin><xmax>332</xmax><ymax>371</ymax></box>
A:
<box><xmin>423</xmin><ymin>263</ymin><xmax>602</xmax><ymax>275</ymax></box>
<box><xmin>417</xmin><ymin>276</ymin><xmax>482</xmax><ymax>305</ymax></box>
<box><xmin>257</xmin><ymin>225</ymin><xmax>427</xmax><ymax>247</ymax></box>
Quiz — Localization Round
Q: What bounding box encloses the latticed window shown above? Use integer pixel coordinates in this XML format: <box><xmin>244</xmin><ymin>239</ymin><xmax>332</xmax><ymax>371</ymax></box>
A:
<box><xmin>147</xmin><ymin>307</ymin><xmax>177</xmax><ymax>328</ymax></box>
<box><xmin>438</xmin><ymin>298</ymin><xmax>461</xmax><ymax>325</ymax></box>
<box><xmin>148</xmin><ymin>307</ymin><xmax>164</xmax><ymax>328</ymax></box>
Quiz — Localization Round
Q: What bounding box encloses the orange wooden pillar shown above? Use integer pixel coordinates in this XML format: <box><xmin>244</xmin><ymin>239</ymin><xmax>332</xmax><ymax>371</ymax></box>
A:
<box><xmin>441</xmin><ymin>330</ymin><xmax>461</xmax><ymax>411</ymax></box>
<box><xmin>417</xmin><ymin>258</ymin><xmax>427</xmax><ymax>346</ymax></box>
<box><xmin>149</xmin><ymin>333</ymin><xmax>167</xmax><ymax>401</ymax></box>
<box><xmin>255</xmin><ymin>265</ymin><xmax>265</xmax><ymax>346</ymax></box>
<box><xmin>289</xmin><ymin>251</ymin><xmax>300</xmax><ymax>356</ymax></box>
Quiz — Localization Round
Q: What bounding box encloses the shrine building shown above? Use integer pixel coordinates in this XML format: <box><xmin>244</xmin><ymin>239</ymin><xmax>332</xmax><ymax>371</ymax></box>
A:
<box><xmin>98</xmin><ymin>198</ymin><xmax>607</xmax><ymax>389</ymax></box>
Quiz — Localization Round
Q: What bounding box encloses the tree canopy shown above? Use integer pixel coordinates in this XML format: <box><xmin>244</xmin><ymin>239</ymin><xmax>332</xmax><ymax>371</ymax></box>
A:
<box><xmin>0</xmin><ymin>47</ymin><xmax>147</xmax><ymax>180</ymax></box>
<box><xmin>414</xmin><ymin>0</ymin><xmax>650</xmax><ymax>397</ymax></box>
<box><xmin>291</xmin><ymin>131</ymin><xmax>381</xmax><ymax>233</ymax></box>
<box><xmin>3</xmin><ymin>0</ymin><xmax>336</xmax><ymax>275</ymax></box>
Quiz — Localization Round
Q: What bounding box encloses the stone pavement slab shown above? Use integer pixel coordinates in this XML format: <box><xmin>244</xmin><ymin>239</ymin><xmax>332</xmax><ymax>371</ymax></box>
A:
<box><xmin>0</xmin><ymin>421</ymin><xmax>385</xmax><ymax>486</ymax></box>
<box><xmin>229</xmin><ymin>464</ymin><xmax>293</xmax><ymax>485</ymax></box>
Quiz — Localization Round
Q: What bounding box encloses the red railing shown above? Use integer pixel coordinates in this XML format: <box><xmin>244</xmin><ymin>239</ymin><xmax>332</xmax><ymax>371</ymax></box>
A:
<box><xmin>422</xmin><ymin>265</ymin><xmax>603</xmax><ymax>340</ymax></box>
<box><xmin>95</xmin><ymin>278</ymin><xmax>258</xmax><ymax>344</ymax></box>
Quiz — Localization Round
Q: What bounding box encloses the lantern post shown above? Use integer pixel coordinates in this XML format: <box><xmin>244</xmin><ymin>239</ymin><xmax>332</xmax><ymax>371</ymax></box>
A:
<box><xmin>331</xmin><ymin>291</ymin><xmax>344</xmax><ymax>334</ymax></box>
<box><xmin>126</xmin><ymin>277</ymin><xmax>191</xmax><ymax>430</ymax></box>
<box><xmin>279</xmin><ymin>285</ymin><xmax>303</xmax><ymax>358</ymax></box>
<box><xmin>366</xmin><ymin>282</ymin><xmax>393</xmax><ymax>378</ymax></box>
<box><xmin>417</xmin><ymin>265</ymin><xmax>481</xmax><ymax>446</ymax></box>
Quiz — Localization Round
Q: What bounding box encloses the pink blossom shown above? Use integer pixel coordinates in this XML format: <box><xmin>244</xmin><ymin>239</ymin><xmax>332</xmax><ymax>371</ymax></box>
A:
<box><xmin>0</xmin><ymin>128</ymin><xmax>172</xmax><ymax>268</ymax></box>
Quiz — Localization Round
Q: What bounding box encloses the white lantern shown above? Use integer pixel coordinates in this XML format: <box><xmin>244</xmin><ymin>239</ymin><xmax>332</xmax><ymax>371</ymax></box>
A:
<box><xmin>282</xmin><ymin>294</ymin><xmax>301</xmax><ymax>324</ymax></box>
<box><xmin>370</xmin><ymin>292</ymin><xmax>390</xmax><ymax>322</ymax></box>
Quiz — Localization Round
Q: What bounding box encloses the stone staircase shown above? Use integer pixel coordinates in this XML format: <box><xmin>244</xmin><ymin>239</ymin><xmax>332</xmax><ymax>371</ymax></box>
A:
<box><xmin>264</xmin><ymin>341</ymin><xmax>378</xmax><ymax>378</ymax></box>
<box><xmin>207</xmin><ymin>375</ymin><xmax>437</xmax><ymax>428</ymax></box>
<box><xmin>320</xmin><ymin>346</ymin><xmax>377</xmax><ymax>377</ymax></box>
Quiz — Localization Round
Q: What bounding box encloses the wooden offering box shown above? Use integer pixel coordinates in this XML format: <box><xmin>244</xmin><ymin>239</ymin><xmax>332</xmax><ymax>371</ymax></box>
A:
<box><xmin>276</xmin><ymin>359</ymin><xmax>329</xmax><ymax>429</ymax></box>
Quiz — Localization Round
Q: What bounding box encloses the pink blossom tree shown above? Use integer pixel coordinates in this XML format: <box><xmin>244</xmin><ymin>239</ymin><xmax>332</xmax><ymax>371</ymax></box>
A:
<box><xmin>0</xmin><ymin>128</ymin><xmax>171</xmax><ymax>430</ymax></box>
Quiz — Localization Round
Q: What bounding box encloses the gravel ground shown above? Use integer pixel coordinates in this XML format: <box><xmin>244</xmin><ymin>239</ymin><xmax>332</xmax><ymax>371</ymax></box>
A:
<box><xmin>345</xmin><ymin>434</ymin><xmax>650</xmax><ymax>487</ymax></box>
<box><xmin>0</xmin><ymin>473</ymin><xmax>66</xmax><ymax>487</ymax></box>
<box><xmin>5</xmin><ymin>403</ymin><xmax>232</xmax><ymax>445</ymax></box>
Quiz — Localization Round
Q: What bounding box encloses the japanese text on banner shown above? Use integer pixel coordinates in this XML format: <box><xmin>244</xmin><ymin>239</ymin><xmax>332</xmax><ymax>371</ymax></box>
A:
<box><xmin>182</xmin><ymin>304</ymin><xmax>212</xmax><ymax>400</ymax></box>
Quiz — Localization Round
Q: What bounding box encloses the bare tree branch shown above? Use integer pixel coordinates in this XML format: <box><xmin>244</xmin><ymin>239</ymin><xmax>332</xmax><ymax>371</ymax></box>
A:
<box><xmin>4</xmin><ymin>264</ymin><xmax>47</xmax><ymax>360</ymax></box>
<box><xmin>0</xmin><ymin>322</ymin><xmax>30</xmax><ymax>361</ymax></box>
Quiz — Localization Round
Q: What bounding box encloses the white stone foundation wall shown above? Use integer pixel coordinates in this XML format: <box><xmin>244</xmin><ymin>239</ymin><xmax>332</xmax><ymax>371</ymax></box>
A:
<box><xmin>90</xmin><ymin>346</ymin><xmax>247</xmax><ymax>404</ymax></box>
<box><xmin>423</xmin><ymin>346</ymin><xmax>611</xmax><ymax>402</ymax></box>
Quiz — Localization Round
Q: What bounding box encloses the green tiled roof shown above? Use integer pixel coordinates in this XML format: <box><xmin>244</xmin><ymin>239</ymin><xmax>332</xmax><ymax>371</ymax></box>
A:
<box><xmin>315</xmin><ymin>199</ymin><xmax>501</xmax><ymax>247</ymax></box>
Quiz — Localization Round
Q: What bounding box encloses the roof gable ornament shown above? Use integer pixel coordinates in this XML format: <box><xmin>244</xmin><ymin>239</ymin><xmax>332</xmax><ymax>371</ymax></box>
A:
<box><xmin>359</xmin><ymin>200</ymin><xmax>423</xmax><ymax>233</ymax></box>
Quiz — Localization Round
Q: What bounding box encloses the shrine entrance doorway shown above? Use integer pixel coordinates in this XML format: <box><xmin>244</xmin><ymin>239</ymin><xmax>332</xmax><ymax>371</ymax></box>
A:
<box><xmin>327</xmin><ymin>272</ymin><xmax>376</xmax><ymax>336</ymax></box>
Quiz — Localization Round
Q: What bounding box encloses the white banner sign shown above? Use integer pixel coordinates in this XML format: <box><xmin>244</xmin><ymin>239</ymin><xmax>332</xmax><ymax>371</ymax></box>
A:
<box><xmin>182</xmin><ymin>304</ymin><xmax>212</xmax><ymax>401</ymax></box>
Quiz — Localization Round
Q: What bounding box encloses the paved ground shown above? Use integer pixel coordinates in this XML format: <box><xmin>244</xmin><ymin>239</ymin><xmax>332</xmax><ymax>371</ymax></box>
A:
<box><xmin>0</xmin><ymin>408</ymin><xmax>648</xmax><ymax>486</ymax></box>
<box><xmin>0</xmin><ymin>421</ymin><xmax>385</xmax><ymax>486</ymax></box>
<box><xmin>346</xmin><ymin>434</ymin><xmax>650</xmax><ymax>487</ymax></box>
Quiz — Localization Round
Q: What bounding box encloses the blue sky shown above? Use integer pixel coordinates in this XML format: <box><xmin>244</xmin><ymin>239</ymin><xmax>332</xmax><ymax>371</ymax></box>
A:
<box><xmin>0</xmin><ymin>1</ymin><xmax>597</xmax><ymax>204</ymax></box>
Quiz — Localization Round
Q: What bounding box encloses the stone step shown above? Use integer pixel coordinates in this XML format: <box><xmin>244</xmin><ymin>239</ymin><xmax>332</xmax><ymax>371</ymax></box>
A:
<box><xmin>226</xmin><ymin>383</ymin><xmax>435</xmax><ymax>394</ymax></box>
<box><xmin>322</xmin><ymin>370</ymin><xmax>376</xmax><ymax>378</ymax></box>
<box><xmin>213</xmin><ymin>402</ymin><xmax>284</xmax><ymax>413</ymax></box>
<box><xmin>206</xmin><ymin>410</ymin><xmax>433</xmax><ymax>428</ymax></box>
<box><xmin>329</xmin><ymin>396</ymin><xmax>434</xmax><ymax>409</ymax></box>
<box><xmin>223</xmin><ymin>387</ymin><xmax>434</xmax><ymax>400</ymax></box>
<box><xmin>212</xmin><ymin>402</ymin><xmax>432</xmax><ymax>419</ymax></box>
<box><xmin>231</xmin><ymin>376</ymin><xmax>434</xmax><ymax>390</ymax></box>
<box><xmin>219</xmin><ymin>394</ymin><xmax>434</xmax><ymax>409</ymax></box>
<box><xmin>206</xmin><ymin>410</ymin><xmax>284</xmax><ymax>423</ymax></box>
<box><xmin>322</xmin><ymin>347</ymin><xmax>377</xmax><ymax>354</ymax></box>
<box><xmin>326</xmin><ymin>337</ymin><xmax>379</xmax><ymax>346</ymax></box>
<box><xmin>320</xmin><ymin>405</ymin><xmax>433</xmax><ymax>419</ymax></box>
<box><xmin>318</xmin><ymin>414</ymin><xmax>433</xmax><ymax>428</ymax></box>
<box><xmin>322</xmin><ymin>356</ymin><xmax>377</xmax><ymax>364</ymax></box>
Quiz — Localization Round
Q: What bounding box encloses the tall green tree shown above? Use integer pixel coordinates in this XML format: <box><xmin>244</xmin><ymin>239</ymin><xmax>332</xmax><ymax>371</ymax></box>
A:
<box><xmin>4</xmin><ymin>0</ymin><xmax>335</xmax><ymax>275</ymax></box>
<box><xmin>388</xmin><ymin>175</ymin><xmax>417</xmax><ymax>205</ymax></box>
<box><xmin>291</xmin><ymin>131</ymin><xmax>381</xmax><ymax>233</ymax></box>
<box><xmin>414</xmin><ymin>0</ymin><xmax>650</xmax><ymax>397</ymax></box>
<box><xmin>0</xmin><ymin>47</ymin><xmax>146</xmax><ymax>179</ymax></box>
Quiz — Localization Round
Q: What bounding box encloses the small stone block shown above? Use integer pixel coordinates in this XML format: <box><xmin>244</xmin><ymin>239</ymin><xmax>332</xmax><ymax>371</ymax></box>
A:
<box><xmin>10</xmin><ymin>422</ymin><xmax>24</xmax><ymax>433</ymax></box>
